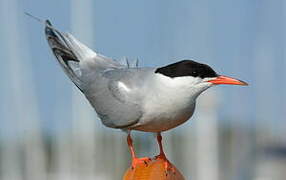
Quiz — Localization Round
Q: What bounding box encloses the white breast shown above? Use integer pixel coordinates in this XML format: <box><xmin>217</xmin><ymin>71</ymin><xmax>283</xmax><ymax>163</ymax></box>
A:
<box><xmin>132</xmin><ymin>74</ymin><xmax>200</xmax><ymax>132</ymax></box>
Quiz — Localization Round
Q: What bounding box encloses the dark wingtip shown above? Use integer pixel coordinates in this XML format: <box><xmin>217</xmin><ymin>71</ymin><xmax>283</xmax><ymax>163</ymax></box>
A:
<box><xmin>44</xmin><ymin>20</ymin><xmax>57</xmax><ymax>38</ymax></box>
<box><xmin>45</xmin><ymin>20</ymin><xmax>52</xmax><ymax>26</ymax></box>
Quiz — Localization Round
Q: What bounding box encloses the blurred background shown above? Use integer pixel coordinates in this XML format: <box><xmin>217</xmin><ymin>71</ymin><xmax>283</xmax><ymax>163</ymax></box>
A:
<box><xmin>0</xmin><ymin>0</ymin><xmax>285</xmax><ymax>179</ymax></box>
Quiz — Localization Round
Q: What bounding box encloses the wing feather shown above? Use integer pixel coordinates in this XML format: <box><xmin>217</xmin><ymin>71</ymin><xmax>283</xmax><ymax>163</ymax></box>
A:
<box><xmin>84</xmin><ymin>68</ymin><xmax>153</xmax><ymax>128</ymax></box>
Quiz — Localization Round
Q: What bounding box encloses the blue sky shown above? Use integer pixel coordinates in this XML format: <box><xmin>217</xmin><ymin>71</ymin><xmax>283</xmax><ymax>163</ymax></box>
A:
<box><xmin>0</xmin><ymin>0</ymin><xmax>285</xmax><ymax>137</ymax></box>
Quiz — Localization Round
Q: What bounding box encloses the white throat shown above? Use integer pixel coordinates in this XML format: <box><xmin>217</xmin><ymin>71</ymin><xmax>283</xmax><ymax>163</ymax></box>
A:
<box><xmin>137</xmin><ymin>74</ymin><xmax>213</xmax><ymax>132</ymax></box>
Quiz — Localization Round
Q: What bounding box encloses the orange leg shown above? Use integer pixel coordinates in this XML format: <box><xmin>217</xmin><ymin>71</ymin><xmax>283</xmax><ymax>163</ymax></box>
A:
<box><xmin>155</xmin><ymin>132</ymin><xmax>176</xmax><ymax>175</ymax></box>
<box><xmin>127</xmin><ymin>132</ymin><xmax>151</xmax><ymax>169</ymax></box>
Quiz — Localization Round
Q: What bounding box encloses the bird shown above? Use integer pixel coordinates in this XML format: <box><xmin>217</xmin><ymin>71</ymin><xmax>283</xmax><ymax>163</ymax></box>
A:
<box><xmin>44</xmin><ymin>20</ymin><xmax>248</xmax><ymax>173</ymax></box>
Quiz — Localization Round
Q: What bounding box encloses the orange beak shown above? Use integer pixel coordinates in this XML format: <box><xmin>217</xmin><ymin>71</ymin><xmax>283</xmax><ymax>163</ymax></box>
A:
<box><xmin>208</xmin><ymin>75</ymin><xmax>248</xmax><ymax>86</ymax></box>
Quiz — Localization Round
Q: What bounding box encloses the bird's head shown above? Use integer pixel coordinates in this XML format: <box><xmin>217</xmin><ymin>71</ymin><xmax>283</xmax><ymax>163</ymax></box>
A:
<box><xmin>155</xmin><ymin>60</ymin><xmax>248</xmax><ymax>97</ymax></box>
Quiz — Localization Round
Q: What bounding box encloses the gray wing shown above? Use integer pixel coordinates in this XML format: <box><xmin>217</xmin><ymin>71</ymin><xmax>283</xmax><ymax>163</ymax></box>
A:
<box><xmin>84</xmin><ymin>68</ymin><xmax>154</xmax><ymax>129</ymax></box>
<box><xmin>45</xmin><ymin>20</ymin><xmax>154</xmax><ymax>129</ymax></box>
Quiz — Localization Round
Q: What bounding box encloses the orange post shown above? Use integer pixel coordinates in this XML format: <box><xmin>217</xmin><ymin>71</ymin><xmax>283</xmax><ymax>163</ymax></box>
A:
<box><xmin>123</xmin><ymin>158</ymin><xmax>185</xmax><ymax>180</ymax></box>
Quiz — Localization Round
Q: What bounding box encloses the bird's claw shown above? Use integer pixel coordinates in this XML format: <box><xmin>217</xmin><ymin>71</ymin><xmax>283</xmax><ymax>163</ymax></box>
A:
<box><xmin>155</xmin><ymin>154</ymin><xmax>176</xmax><ymax>176</ymax></box>
<box><xmin>131</xmin><ymin>157</ymin><xmax>152</xmax><ymax>169</ymax></box>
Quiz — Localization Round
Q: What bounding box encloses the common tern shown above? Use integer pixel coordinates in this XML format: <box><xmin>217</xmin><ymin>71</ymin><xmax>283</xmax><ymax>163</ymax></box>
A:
<box><xmin>44</xmin><ymin>20</ymin><xmax>248</xmax><ymax>172</ymax></box>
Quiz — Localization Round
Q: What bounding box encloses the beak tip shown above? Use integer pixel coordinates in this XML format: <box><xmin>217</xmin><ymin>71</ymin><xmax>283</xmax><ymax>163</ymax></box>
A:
<box><xmin>240</xmin><ymin>81</ymin><xmax>249</xmax><ymax>86</ymax></box>
<box><xmin>235</xmin><ymin>78</ymin><xmax>249</xmax><ymax>86</ymax></box>
<box><xmin>208</xmin><ymin>75</ymin><xmax>249</xmax><ymax>86</ymax></box>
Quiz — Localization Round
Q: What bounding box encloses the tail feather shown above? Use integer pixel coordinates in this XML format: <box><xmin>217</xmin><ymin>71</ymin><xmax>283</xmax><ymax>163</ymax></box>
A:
<box><xmin>45</xmin><ymin>20</ymin><xmax>84</xmax><ymax>90</ymax></box>
<box><xmin>45</xmin><ymin>20</ymin><xmax>124</xmax><ymax>92</ymax></box>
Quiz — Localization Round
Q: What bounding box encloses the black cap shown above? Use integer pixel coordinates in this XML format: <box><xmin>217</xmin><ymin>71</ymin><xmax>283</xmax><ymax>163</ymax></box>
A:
<box><xmin>155</xmin><ymin>60</ymin><xmax>218</xmax><ymax>79</ymax></box>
